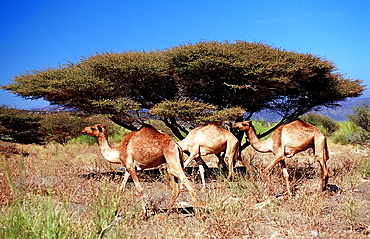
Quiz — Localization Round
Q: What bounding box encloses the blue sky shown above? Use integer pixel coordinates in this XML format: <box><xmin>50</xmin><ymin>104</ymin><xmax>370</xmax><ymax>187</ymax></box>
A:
<box><xmin>1</xmin><ymin>0</ymin><xmax>369</xmax><ymax>109</ymax></box>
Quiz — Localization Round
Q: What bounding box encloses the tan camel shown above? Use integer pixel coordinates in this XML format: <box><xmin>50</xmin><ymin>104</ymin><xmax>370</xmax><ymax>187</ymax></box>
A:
<box><xmin>232</xmin><ymin>119</ymin><xmax>329</xmax><ymax>195</ymax></box>
<box><xmin>82</xmin><ymin>124</ymin><xmax>199</xmax><ymax>220</ymax></box>
<box><xmin>177</xmin><ymin>123</ymin><xmax>245</xmax><ymax>188</ymax></box>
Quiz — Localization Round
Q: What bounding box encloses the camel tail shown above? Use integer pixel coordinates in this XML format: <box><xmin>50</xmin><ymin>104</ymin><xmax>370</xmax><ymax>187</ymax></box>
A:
<box><xmin>238</xmin><ymin>142</ymin><xmax>253</xmax><ymax>174</ymax></box>
<box><xmin>234</xmin><ymin>142</ymin><xmax>241</xmax><ymax>162</ymax></box>
<box><xmin>324</xmin><ymin>138</ymin><xmax>329</xmax><ymax>161</ymax></box>
<box><xmin>314</xmin><ymin>131</ymin><xmax>329</xmax><ymax>162</ymax></box>
<box><xmin>176</xmin><ymin>143</ymin><xmax>185</xmax><ymax>168</ymax></box>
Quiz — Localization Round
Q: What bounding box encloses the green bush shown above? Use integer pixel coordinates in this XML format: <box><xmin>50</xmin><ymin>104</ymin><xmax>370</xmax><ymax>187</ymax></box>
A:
<box><xmin>348</xmin><ymin>103</ymin><xmax>370</xmax><ymax>132</ymax></box>
<box><xmin>69</xmin><ymin>134</ymin><xmax>98</xmax><ymax>145</ymax></box>
<box><xmin>39</xmin><ymin>112</ymin><xmax>90</xmax><ymax>145</ymax></box>
<box><xmin>70</xmin><ymin>118</ymin><xmax>130</xmax><ymax>145</ymax></box>
<box><xmin>331</xmin><ymin>121</ymin><xmax>364</xmax><ymax>145</ymax></box>
<box><xmin>345</xmin><ymin>131</ymin><xmax>370</xmax><ymax>145</ymax></box>
<box><xmin>0</xmin><ymin>105</ymin><xmax>43</xmax><ymax>144</ymax></box>
<box><xmin>300</xmin><ymin>113</ymin><xmax>339</xmax><ymax>136</ymax></box>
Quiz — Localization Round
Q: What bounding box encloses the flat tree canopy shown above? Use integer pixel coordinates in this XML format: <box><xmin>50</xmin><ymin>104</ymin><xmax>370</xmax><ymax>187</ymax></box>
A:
<box><xmin>2</xmin><ymin>41</ymin><xmax>364</xmax><ymax>139</ymax></box>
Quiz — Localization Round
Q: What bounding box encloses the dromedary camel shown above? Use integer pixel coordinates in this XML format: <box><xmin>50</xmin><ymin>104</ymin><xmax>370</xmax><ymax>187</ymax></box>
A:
<box><xmin>177</xmin><ymin>123</ymin><xmax>246</xmax><ymax>188</ymax></box>
<box><xmin>232</xmin><ymin>119</ymin><xmax>329</xmax><ymax>195</ymax></box>
<box><xmin>82</xmin><ymin>124</ymin><xmax>199</xmax><ymax>220</ymax></box>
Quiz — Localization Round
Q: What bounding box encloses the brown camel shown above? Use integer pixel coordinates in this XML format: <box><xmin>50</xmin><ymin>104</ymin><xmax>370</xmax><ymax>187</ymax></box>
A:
<box><xmin>232</xmin><ymin>119</ymin><xmax>329</xmax><ymax>195</ymax></box>
<box><xmin>82</xmin><ymin>124</ymin><xmax>199</xmax><ymax>220</ymax></box>
<box><xmin>177</xmin><ymin>123</ymin><xmax>245</xmax><ymax>188</ymax></box>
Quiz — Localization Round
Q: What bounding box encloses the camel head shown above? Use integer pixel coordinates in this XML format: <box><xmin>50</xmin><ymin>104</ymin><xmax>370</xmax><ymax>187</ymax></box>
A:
<box><xmin>232</xmin><ymin>121</ymin><xmax>253</xmax><ymax>131</ymax></box>
<box><xmin>81</xmin><ymin>124</ymin><xmax>108</xmax><ymax>138</ymax></box>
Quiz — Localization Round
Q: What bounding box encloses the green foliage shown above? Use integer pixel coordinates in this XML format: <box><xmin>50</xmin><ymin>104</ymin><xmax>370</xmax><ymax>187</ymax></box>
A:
<box><xmin>70</xmin><ymin>119</ymin><xmax>130</xmax><ymax>145</ymax></box>
<box><xmin>90</xmin><ymin>183</ymin><xmax>123</xmax><ymax>238</ymax></box>
<box><xmin>300</xmin><ymin>113</ymin><xmax>339</xmax><ymax>136</ymax></box>
<box><xmin>251</xmin><ymin>121</ymin><xmax>275</xmax><ymax>140</ymax></box>
<box><xmin>0</xmin><ymin>196</ymin><xmax>80</xmax><ymax>239</ymax></box>
<box><xmin>0</xmin><ymin>105</ymin><xmax>43</xmax><ymax>144</ymax></box>
<box><xmin>331</xmin><ymin>121</ymin><xmax>364</xmax><ymax>145</ymax></box>
<box><xmin>70</xmin><ymin>134</ymin><xmax>98</xmax><ymax>145</ymax></box>
<box><xmin>345</xmin><ymin>131</ymin><xmax>370</xmax><ymax>146</ymax></box>
<box><xmin>0</xmin><ymin>105</ymin><xmax>126</xmax><ymax>145</ymax></box>
<box><xmin>200</xmin><ymin>107</ymin><xmax>245</xmax><ymax>125</ymax></box>
<box><xmin>39</xmin><ymin>112</ymin><xmax>90</xmax><ymax>145</ymax></box>
<box><xmin>348</xmin><ymin>103</ymin><xmax>370</xmax><ymax>132</ymax></box>
<box><xmin>151</xmin><ymin>98</ymin><xmax>244</xmax><ymax>125</ymax></box>
<box><xmin>150</xmin><ymin>98</ymin><xmax>218</xmax><ymax>121</ymax></box>
<box><xmin>0</xmin><ymin>156</ymin><xmax>80</xmax><ymax>238</ymax></box>
<box><xmin>3</xmin><ymin>41</ymin><xmax>364</xmax><ymax>136</ymax></box>
<box><xmin>38</xmin><ymin>112</ymin><xmax>123</xmax><ymax>145</ymax></box>
<box><xmin>92</xmin><ymin>97</ymin><xmax>140</xmax><ymax>114</ymax></box>
<box><xmin>165</xmin><ymin>41</ymin><xmax>363</xmax><ymax>119</ymax></box>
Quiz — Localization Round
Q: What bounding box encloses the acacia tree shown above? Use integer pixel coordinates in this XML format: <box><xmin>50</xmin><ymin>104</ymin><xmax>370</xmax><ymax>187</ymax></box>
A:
<box><xmin>2</xmin><ymin>41</ymin><xmax>364</xmax><ymax>139</ymax></box>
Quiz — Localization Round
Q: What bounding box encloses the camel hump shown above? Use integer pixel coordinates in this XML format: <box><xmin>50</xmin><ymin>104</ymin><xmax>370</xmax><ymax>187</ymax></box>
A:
<box><xmin>139</xmin><ymin>124</ymin><xmax>158</xmax><ymax>131</ymax></box>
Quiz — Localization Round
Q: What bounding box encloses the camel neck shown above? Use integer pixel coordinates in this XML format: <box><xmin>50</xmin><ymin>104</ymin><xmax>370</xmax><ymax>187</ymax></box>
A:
<box><xmin>246</xmin><ymin>126</ymin><xmax>272</xmax><ymax>153</ymax></box>
<box><xmin>96</xmin><ymin>135</ymin><xmax>121</xmax><ymax>164</ymax></box>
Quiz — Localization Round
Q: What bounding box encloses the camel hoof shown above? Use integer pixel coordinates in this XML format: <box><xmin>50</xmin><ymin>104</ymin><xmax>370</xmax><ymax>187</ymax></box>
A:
<box><xmin>326</xmin><ymin>184</ymin><xmax>339</xmax><ymax>193</ymax></box>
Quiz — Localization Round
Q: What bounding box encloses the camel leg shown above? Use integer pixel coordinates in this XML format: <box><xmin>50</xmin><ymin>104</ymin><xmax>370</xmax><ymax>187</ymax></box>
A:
<box><xmin>315</xmin><ymin>136</ymin><xmax>329</xmax><ymax>191</ymax></box>
<box><xmin>280</xmin><ymin>160</ymin><xmax>292</xmax><ymax>195</ymax></box>
<box><xmin>224</xmin><ymin>141</ymin><xmax>240</xmax><ymax>180</ymax></box>
<box><xmin>195</xmin><ymin>156</ymin><xmax>206</xmax><ymax>189</ymax></box>
<box><xmin>224</xmin><ymin>155</ymin><xmax>234</xmax><ymax>181</ymax></box>
<box><xmin>161</xmin><ymin>171</ymin><xmax>180</xmax><ymax>220</ymax></box>
<box><xmin>216</xmin><ymin>153</ymin><xmax>232</xmax><ymax>179</ymax></box>
<box><xmin>264</xmin><ymin>155</ymin><xmax>292</xmax><ymax>195</ymax></box>
<box><xmin>119</xmin><ymin>170</ymin><xmax>131</xmax><ymax>192</ymax></box>
<box><xmin>216</xmin><ymin>153</ymin><xmax>227</xmax><ymax>169</ymax></box>
<box><xmin>240</xmin><ymin>155</ymin><xmax>254</xmax><ymax>177</ymax></box>
<box><xmin>125</xmin><ymin>167</ymin><xmax>147</xmax><ymax>219</ymax></box>
<box><xmin>184</xmin><ymin>153</ymin><xmax>207</xmax><ymax>188</ymax></box>
<box><xmin>264</xmin><ymin>155</ymin><xmax>284</xmax><ymax>173</ymax></box>
<box><xmin>317</xmin><ymin>156</ymin><xmax>329</xmax><ymax>191</ymax></box>
<box><xmin>167</xmin><ymin>167</ymin><xmax>200</xmax><ymax>221</ymax></box>
<box><xmin>178</xmin><ymin>174</ymin><xmax>200</xmax><ymax>221</ymax></box>
<box><xmin>183</xmin><ymin>153</ymin><xmax>198</xmax><ymax>167</ymax></box>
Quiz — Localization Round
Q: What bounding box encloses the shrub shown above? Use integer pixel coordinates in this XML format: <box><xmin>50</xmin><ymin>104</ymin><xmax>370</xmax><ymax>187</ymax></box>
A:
<box><xmin>345</xmin><ymin>131</ymin><xmax>370</xmax><ymax>145</ymax></box>
<box><xmin>39</xmin><ymin>112</ymin><xmax>95</xmax><ymax>145</ymax></box>
<box><xmin>69</xmin><ymin>117</ymin><xmax>130</xmax><ymax>145</ymax></box>
<box><xmin>300</xmin><ymin>113</ymin><xmax>338</xmax><ymax>136</ymax></box>
<box><xmin>348</xmin><ymin>102</ymin><xmax>370</xmax><ymax>132</ymax></box>
<box><xmin>0</xmin><ymin>105</ymin><xmax>43</xmax><ymax>144</ymax></box>
<box><xmin>356</xmin><ymin>158</ymin><xmax>370</xmax><ymax>177</ymax></box>
<box><xmin>331</xmin><ymin>121</ymin><xmax>364</xmax><ymax>145</ymax></box>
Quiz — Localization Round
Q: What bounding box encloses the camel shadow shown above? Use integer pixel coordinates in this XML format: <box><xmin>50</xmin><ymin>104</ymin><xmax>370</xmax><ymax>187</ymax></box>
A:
<box><xmin>79</xmin><ymin>166</ymin><xmax>248</xmax><ymax>184</ymax></box>
<box><xmin>154</xmin><ymin>206</ymin><xmax>195</xmax><ymax>216</ymax></box>
<box><xmin>78</xmin><ymin>168</ymin><xmax>164</xmax><ymax>183</ymax></box>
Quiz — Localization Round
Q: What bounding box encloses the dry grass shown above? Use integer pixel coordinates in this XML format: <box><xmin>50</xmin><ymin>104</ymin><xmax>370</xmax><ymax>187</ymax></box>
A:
<box><xmin>1</xmin><ymin>141</ymin><xmax>370</xmax><ymax>238</ymax></box>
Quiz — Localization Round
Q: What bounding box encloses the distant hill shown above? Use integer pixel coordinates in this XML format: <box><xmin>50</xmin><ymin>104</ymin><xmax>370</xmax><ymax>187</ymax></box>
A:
<box><xmin>313</xmin><ymin>97</ymin><xmax>370</xmax><ymax>121</ymax></box>
<box><xmin>30</xmin><ymin>105</ymin><xmax>76</xmax><ymax>112</ymax></box>
<box><xmin>252</xmin><ymin>96</ymin><xmax>370</xmax><ymax>122</ymax></box>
